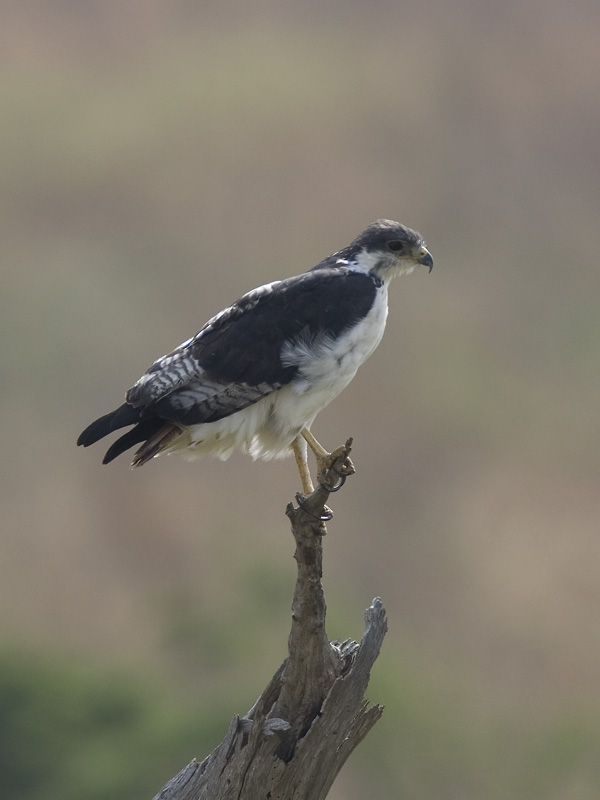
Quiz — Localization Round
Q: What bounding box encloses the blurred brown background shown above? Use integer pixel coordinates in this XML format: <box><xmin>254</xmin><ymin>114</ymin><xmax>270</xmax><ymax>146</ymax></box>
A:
<box><xmin>2</xmin><ymin>2</ymin><xmax>600</xmax><ymax>798</ymax></box>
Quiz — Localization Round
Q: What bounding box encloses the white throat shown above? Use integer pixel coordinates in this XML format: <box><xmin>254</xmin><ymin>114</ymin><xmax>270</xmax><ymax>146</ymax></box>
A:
<box><xmin>337</xmin><ymin>247</ymin><xmax>415</xmax><ymax>283</ymax></box>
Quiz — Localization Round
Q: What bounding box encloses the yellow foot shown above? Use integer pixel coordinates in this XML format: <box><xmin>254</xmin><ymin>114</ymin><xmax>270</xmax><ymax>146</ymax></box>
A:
<box><xmin>301</xmin><ymin>430</ymin><xmax>355</xmax><ymax>492</ymax></box>
<box><xmin>316</xmin><ymin>443</ymin><xmax>355</xmax><ymax>492</ymax></box>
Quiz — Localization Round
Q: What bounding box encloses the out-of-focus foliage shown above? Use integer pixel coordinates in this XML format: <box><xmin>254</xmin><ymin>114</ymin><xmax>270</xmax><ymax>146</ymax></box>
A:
<box><xmin>2</xmin><ymin>634</ymin><xmax>599</xmax><ymax>800</ymax></box>
<box><xmin>0</xmin><ymin>645</ymin><xmax>223</xmax><ymax>800</ymax></box>
<box><xmin>2</xmin><ymin>1</ymin><xmax>600</xmax><ymax>798</ymax></box>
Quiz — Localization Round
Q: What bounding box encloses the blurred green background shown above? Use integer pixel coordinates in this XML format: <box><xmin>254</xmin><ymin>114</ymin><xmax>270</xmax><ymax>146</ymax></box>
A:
<box><xmin>2</xmin><ymin>2</ymin><xmax>600</xmax><ymax>798</ymax></box>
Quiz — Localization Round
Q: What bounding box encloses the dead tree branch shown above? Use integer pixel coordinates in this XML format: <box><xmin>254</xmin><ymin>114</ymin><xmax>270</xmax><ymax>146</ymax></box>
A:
<box><xmin>152</xmin><ymin>439</ymin><xmax>388</xmax><ymax>800</ymax></box>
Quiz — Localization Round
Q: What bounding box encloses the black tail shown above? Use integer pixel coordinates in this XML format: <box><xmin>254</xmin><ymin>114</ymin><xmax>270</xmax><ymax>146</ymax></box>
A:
<box><xmin>102</xmin><ymin>418</ymin><xmax>168</xmax><ymax>464</ymax></box>
<box><xmin>77</xmin><ymin>403</ymin><xmax>141</xmax><ymax>447</ymax></box>
<box><xmin>78</xmin><ymin>403</ymin><xmax>175</xmax><ymax>465</ymax></box>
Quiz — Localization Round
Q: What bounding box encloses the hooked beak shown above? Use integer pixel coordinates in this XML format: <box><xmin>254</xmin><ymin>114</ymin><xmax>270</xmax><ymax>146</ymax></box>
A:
<box><xmin>416</xmin><ymin>246</ymin><xmax>433</xmax><ymax>272</ymax></box>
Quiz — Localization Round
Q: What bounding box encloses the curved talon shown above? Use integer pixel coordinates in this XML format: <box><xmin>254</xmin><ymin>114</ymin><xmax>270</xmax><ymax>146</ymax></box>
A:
<box><xmin>319</xmin><ymin>472</ymin><xmax>347</xmax><ymax>492</ymax></box>
<box><xmin>318</xmin><ymin>453</ymin><xmax>353</xmax><ymax>492</ymax></box>
<box><xmin>295</xmin><ymin>493</ymin><xmax>334</xmax><ymax>521</ymax></box>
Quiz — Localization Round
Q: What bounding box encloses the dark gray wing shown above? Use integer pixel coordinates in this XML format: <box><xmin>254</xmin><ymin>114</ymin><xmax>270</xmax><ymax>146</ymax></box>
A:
<box><xmin>125</xmin><ymin>267</ymin><xmax>378</xmax><ymax>426</ymax></box>
<box><xmin>78</xmin><ymin>267</ymin><xmax>378</xmax><ymax>462</ymax></box>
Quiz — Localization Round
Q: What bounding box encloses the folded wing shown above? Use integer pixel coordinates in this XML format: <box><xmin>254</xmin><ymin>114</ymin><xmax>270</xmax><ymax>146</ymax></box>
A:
<box><xmin>78</xmin><ymin>267</ymin><xmax>377</xmax><ymax>464</ymax></box>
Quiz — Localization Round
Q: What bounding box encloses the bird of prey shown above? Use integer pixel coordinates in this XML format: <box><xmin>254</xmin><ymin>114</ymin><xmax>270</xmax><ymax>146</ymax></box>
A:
<box><xmin>78</xmin><ymin>219</ymin><xmax>433</xmax><ymax>493</ymax></box>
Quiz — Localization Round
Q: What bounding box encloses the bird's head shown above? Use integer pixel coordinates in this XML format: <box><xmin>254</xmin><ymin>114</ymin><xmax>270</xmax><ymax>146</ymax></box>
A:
<box><xmin>340</xmin><ymin>219</ymin><xmax>433</xmax><ymax>281</ymax></box>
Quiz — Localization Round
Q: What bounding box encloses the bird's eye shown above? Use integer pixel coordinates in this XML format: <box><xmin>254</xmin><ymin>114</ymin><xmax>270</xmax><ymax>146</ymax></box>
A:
<box><xmin>387</xmin><ymin>240</ymin><xmax>404</xmax><ymax>252</ymax></box>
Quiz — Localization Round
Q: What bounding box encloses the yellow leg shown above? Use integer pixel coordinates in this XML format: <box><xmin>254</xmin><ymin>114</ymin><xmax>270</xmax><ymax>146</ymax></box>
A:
<box><xmin>301</xmin><ymin>427</ymin><xmax>329</xmax><ymax>461</ymax></box>
<box><xmin>292</xmin><ymin>436</ymin><xmax>314</xmax><ymax>494</ymax></box>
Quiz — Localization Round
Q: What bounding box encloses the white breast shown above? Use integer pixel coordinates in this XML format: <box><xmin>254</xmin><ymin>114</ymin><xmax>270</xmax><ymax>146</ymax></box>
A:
<box><xmin>164</xmin><ymin>285</ymin><xmax>390</xmax><ymax>463</ymax></box>
<box><xmin>283</xmin><ymin>284</ymin><xmax>388</xmax><ymax>392</ymax></box>
<box><xmin>268</xmin><ymin>284</ymin><xmax>389</xmax><ymax>438</ymax></box>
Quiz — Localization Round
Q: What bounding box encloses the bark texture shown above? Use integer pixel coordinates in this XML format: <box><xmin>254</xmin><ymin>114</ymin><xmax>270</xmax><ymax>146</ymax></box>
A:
<box><xmin>152</xmin><ymin>440</ymin><xmax>387</xmax><ymax>800</ymax></box>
